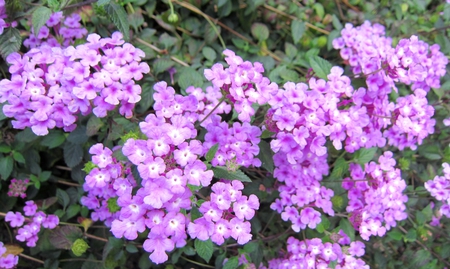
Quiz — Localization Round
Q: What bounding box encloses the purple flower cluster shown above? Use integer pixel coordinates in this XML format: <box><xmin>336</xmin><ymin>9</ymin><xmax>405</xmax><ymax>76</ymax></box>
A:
<box><xmin>264</xmin><ymin>234</ymin><xmax>368</xmax><ymax>269</ymax></box>
<box><xmin>425</xmin><ymin>163</ymin><xmax>450</xmax><ymax>218</ymax></box>
<box><xmin>343</xmin><ymin>152</ymin><xmax>408</xmax><ymax>240</ymax></box>
<box><xmin>204</xmin><ymin>115</ymin><xmax>262</xmax><ymax>167</ymax></box>
<box><xmin>82</xmin><ymin>81</ymin><xmax>261</xmax><ymax>264</ymax></box>
<box><xmin>5</xmin><ymin>201</ymin><xmax>59</xmax><ymax>247</ymax></box>
<box><xmin>0</xmin><ymin>242</ymin><xmax>19</xmax><ymax>269</ymax></box>
<box><xmin>188</xmin><ymin>180</ymin><xmax>259</xmax><ymax>245</ymax></box>
<box><xmin>0</xmin><ymin>31</ymin><xmax>149</xmax><ymax>135</ymax></box>
<box><xmin>24</xmin><ymin>12</ymin><xmax>87</xmax><ymax>48</ymax></box>
<box><xmin>204</xmin><ymin>49</ymin><xmax>278</xmax><ymax>122</ymax></box>
<box><xmin>333</xmin><ymin>21</ymin><xmax>447</xmax><ymax>92</ymax></box>
<box><xmin>7</xmin><ymin>178</ymin><xmax>29</xmax><ymax>198</ymax></box>
<box><xmin>383</xmin><ymin>89</ymin><xmax>435</xmax><ymax>150</ymax></box>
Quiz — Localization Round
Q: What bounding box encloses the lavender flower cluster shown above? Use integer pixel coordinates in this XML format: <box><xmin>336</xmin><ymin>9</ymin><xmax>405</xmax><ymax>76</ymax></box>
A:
<box><xmin>7</xmin><ymin>178</ymin><xmax>29</xmax><ymax>198</ymax></box>
<box><xmin>82</xmin><ymin>81</ymin><xmax>261</xmax><ymax>264</ymax></box>
<box><xmin>343</xmin><ymin>152</ymin><xmax>408</xmax><ymax>240</ymax></box>
<box><xmin>265</xmin><ymin>233</ymin><xmax>368</xmax><ymax>269</ymax></box>
<box><xmin>425</xmin><ymin>163</ymin><xmax>450</xmax><ymax>218</ymax></box>
<box><xmin>24</xmin><ymin>12</ymin><xmax>88</xmax><ymax>49</ymax></box>
<box><xmin>0</xmin><ymin>31</ymin><xmax>149</xmax><ymax>135</ymax></box>
<box><xmin>5</xmin><ymin>201</ymin><xmax>59</xmax><ymax>247</ymax></box>
<box><xmin>332</xmin><ymin>21</ymin><xmax>447</xmax><ymax>92</ymax></box>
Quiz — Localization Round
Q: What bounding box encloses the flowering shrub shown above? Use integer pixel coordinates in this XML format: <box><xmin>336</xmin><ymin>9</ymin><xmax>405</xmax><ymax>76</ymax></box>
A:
<box><xmin>0</xmin><ymin>1</ymin><xmax>449</xmax><ymax>269</ymax></box>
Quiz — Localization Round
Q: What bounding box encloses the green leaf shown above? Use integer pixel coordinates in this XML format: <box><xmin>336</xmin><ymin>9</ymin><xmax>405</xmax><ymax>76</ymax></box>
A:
<box><xmin>205</xmin><ymin>143</ymin><xmax>219</xmax><ymax>162</ymax></box>
<box><xmin>312</xmin><ymin>3</ymin><xmax>325</xmax><ymax>19</ymax></box>
<box><xmin>0</xmin><ymin>156</ymin><xmax>13</xmax><ymax>180</ymax></box>
<box><xmin>159</xmin><ymin>33</ymin><xmax>177</xmax><ymax>49</ymax></box>
<box><xmin>291</xmin><ymin>20</ymin><xmax>306</xmax><ymax>44</ymax></box>
<box><xmin>178</xmin><ymin>67</ymin><xmax>204</xmax><ymax>89</ymax></box>
<box><xmin>388</xmin><ymin>229</ymin><xmax>403</xmax><ymax>241</ymax></box>
<box><xmin>223</xmin><ymin>256</ymin><xmax>239</xmax><ymax>269</ymax></box>
<box><xmin>86</xmin><ymin>116</ymin><xmax>104</xmax><ymax>137</ymax></box>
<box><xmin>0</xmin><ymin>144</ymin><xmax>11</xmax><ymax>153</ymax></box>
<box><xmin>32</xmin><ymin>6</ymin><xmax>52</xmax><ymax>36</ymax></box>
<box><xmin>418</xmin><ymin>144</ymin><xmax>442</xmax><ymax>160</ymax></box>
<box><xmin>63</xmin><ymin>142</ymin><xmax>84</xmax><ymax>168</ymax></box>
<box><xmin>67</xmin><ymin>126</ymin><xmax>88</xmax><ymax>144</ymax></box>
<box><xmin>129</xmin><ymin>12</ymin><xmax>144</xmax><ymax>32</ymax></box>
<box><xmin>405</xmin><ymin>229</ymin><xmax>417</xmax><ymax>242</ymax></box>
<box><xmin>125</xmin><ymin>244</ymin><xmax>138</xmax><ymax>253</ymax></box>
<box><xmin>339</xmin><ymin>218</ymin><xmax>355</xmax><ymax>241</ymax></box>
<box><xmin>15</xmin><ymin>128</ymin><xmax>38</xmax><ymax>143</ymax></box>
<box><xmin>212</xmin><ymin>166</ymin><xmax>252</xmax><ymax>182</ymax></box>
<box><xmin>329</xmin><ymin>157</ymin><xmax>348</xmax><ymax>180</ymax></box>
<box><xmin>152</xmin><ymin>58</ymin><xmax>174</xmax><ymax>74</ymax></box>
<box><xmin>285</xmin><ymin>42</ymin><xmax>298</xmax><ymax>59</ymax></box>
<box><xmin>102</xmin><ymin>237</ymin><xmax>124</xmax><ymax>262</ymax></box>
<box><xmin>202</xmin><ymin>46</ymin><xmax>217</xmax><ymax>61</ymax></box>
<box><xmin>353</xmin><ymin>147</ymin><xmax>377</xmax><ymax>166</ymax></box>
<box><xmin>331</xmin><ymin>14</ymin><xmax>343</xmax><ymax>30</ymax></box>
<box><xmin>56</xmin><ymin>188</ymin><xmax>70</xmax><ymax>209</ymax></box>
<box><xmin>65</xmin><ymin>204</ymin><xmax>81</xmax><ymax>220</ymax></box>
<box><xmin>48</xmin><ymin>226</ymin><xmax>83</xmax><ymax>250</ymax></box>
<box><xmin>261</xmin><ymin>130</ymin><xmax>275</xmax><ymax>139</ymax></box>
<box><xmin>12</xmin><ymin>151</ymin><xmax>25</xmax><ymax>163</ymax></box>
<box><xmin>39</xmin><ymin>171</ymin><xmax>52</xmax><ymax>182</ymax></box>
<box><xmin>194</xmin><ymin>239</ymin><xmax>213</xmax><ymax>263</ymax></box>
<box><xmin>106</xmin><ymin>2</ymin><xmax>130</xmax><ymax>41</ymax></box>
<box><xmin>251</xmin><ymin>22</ymin><xmax>269</xmax><ymax>42</ymax></box>
<box><xmin>308</xmin><ymin>56</ymin><xmax>333</xmax><ymax>80</ymax></box>
<box><xmin>97</xmin><ymin>0</ymin><xmax>110</xmax><ymax>6</ymax></box>
<box><xmin>257</xmin><ymin>141</ymin><xmax>274</xmax><ymax>173</ymax></box>
<box><xmin>136</xmin><ymin>82</ymin><xmax>155</xmax><ymax>114</ymax></box>
<box><xmin>41</xmin><ymin>130</ymin><xmax>66</xmax><ymax>148</ymax></box>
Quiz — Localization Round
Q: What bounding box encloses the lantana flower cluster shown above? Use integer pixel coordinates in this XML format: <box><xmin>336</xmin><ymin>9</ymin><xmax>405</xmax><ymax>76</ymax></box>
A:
<box><xmin>204</xmin><ymin>49</ymin><xmax>278</xmax><ymax>122</ymax></box>
<box><xmin>24</xmin><ymin>11</ymin><xmax>88</xmax><ymax>48</ymax></box>
<box><xmin>332</xmin><ymin>21</ymin><xmax>447</xmax><ymax>92</ymax></box>
<box><xmin>0</xmin><ymin>242</ymin><xmax>19</xmax><ymax>269</ymax></box>
<box><xmin>425</xmin><ymin>163</ymin><xmax>450</xmax><ymax>218</ymax></box>
<box><xmin>5</xmin><ymin>201</ymin><xmax>59</xmax><ymax>247</ymax></box>
<box><xmin>342</xmin><ymin>152</ymin><xmax>408</xmax><ymax>240</ymax></box>
<box><xmin>82</xmin><ymin>81</ymin><xmax>260</xmax><ymax>264</ymax></box>
<box><xmin>7</xmin><ymin>178</ymin><xmax>30</xmax><ymax>198</ymax></box>
<box><xmin>188</xmin><ymin>180</ymin><xmax>259</xmax><ymax>245</ymax></box>
<box><xmin>0</xmin><ymin>31</ymin><xmax>149</xmax><ymax>135</ymax></box>
<box><xmin>265</xmin><ymin>233</ymin><xmax>368</xmax><ymax>269</ymax></box>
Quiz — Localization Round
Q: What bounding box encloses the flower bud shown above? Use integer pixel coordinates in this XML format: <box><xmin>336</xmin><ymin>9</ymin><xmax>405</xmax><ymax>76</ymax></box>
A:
<box><xmin>71</xmin><ymin>239</ymin><xmax>89</xmax><ymax>257</ymax></box>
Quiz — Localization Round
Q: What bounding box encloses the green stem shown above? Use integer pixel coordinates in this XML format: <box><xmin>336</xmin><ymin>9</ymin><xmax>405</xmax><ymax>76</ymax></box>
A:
<box><xmin>180</xmin><ymin>256</ymin><xmax>215</xmax><ymax>268</ymax></box>
<box><xmin>196</xmin><ymin>97</ymin><xmax>225</xmax><ymax>127</ymax></box>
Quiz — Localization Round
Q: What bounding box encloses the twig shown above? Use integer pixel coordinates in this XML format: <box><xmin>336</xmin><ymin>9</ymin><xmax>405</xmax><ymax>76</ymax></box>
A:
<box><xmin>84</xmin><ymin>233</ymin><xmax>108</xmax><ymax>243</ymax></box>
<box><xmin>57</xmin><ymin>180</ymin><xmax>81</xmax><ymax>187</ymax></box>
<box><xmin>19</xmin><ymin>253</ymin><xmax>45</xmax><ymax>265</ymax></box>
<box><xmin>134</xmin><ymin>37</ymin><xmax>189</xmax><ymax>67</ymax></box>
<box><xmin>62</xmin><ymin>0</ymin><xmax>96</xmax><ymax>10</ymax></box>
<box><xmin>181</xmin><ymin>256</ymin><xmax>215</xmax><ymax>268</ymax></box>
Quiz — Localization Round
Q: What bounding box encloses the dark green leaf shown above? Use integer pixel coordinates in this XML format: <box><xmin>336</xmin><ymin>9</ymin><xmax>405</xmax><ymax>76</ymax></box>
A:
<box><xmin>331</xmin><ymin>14</ymin><xmax>343</xmax><ymax>30</ymax></box>
<box><xmin>194</xmin><ymin>239</ymin><xmax>213</xmax><ymax>263</ymax></box>
<box><xmin>41</xmin><ymin>130</ymin><xmax>66</xmax><ymax>148</ymax></box>
<box><xmin>56</xmin><ymin>188</ymin><xmax>70</xmax><ymax>209</ymax></box>
<box><xmin>159</xmin><ymin>33</ymin><xmax>177</xmax><ymax>49</ymax></box>
<box><xmin>0</xmin><ymin>144</ymin><xmax>11</xmax><ymax>153</ymax></box>
<box><xmin>251</xmin><ymin>22</ymin><xmax>269</xmax><ymax>42</ymax></box>
<box><xmin>12</xmin><ymin>151</ymin><xmax>25</xmax><ymax>163</ymax></box>
<box><xmin>15</xmin><ymin>128</ymin><xmax>38</xmax><ymax>143</ymax></box>
<box><xmin>86</xmin><ymin>116</ymin><xmax>104</xmax><ymax>137</ymax></box>
<box><xmin>125</xmin><ymin>244</ymin><xmax>138</xmax><ymax>253</ymax></box>
<box><xmin>257</xmin><ymin>140</ymin><xmax>274</xmax><ymax>173</ymax></box>
<box><xmin>205</xmin><ymin>143</ymin><xmax>219</xmax><ymax>162</ymax></box>
<box><xmin>261</xmin><ymin>130</ymin><xmax>275</xmax><ymax>139</ymax></box>
<box><xmin>418</xmin><ymin>144</ymin><xmax>442</xmax><ymax>160</ymax></box>
<box><xmin>329</xmin><ymin>157</ymin><xmax>348</xmax><ymax>180</ymax></box>
<box><xmin>0</xmin><ymin>156</ymin><xmax>13</xmax><ymax>180</ymax></box>
<box><xmin>308</xmin><ymin>56</ymin><xmax>332</xmax><ymax>80</ymax></box>
<box><xmin>202</xmin><ymin>46</ymin><xmax>217</xmax><ymax>61</ymax></box>
<box><xmin>405</xmin><ymin>229</ymin><xmax>417</xmax><ymax>242</ymax></box>
<box><xmin>65</xmin><ymin>204</ymin><xmax>81</xmax><ymax>220</ymax></box>
<box><xmin>103</xmin><ymin>237</ymin><xmax>124</xmax><ymax>262</ymax></box>
<box><xmin>97</xmin><ymin>0</ymin><xmax>111</xmax><ymax>6</ymax></box>
<box><xmin>223</xmin><ymin>256</ymin><xmax>239</xmax><ymax>269</ymax></box>
<box><xmin>212</xmin><ymin>166</ymin><xmax>251</xmax><ymax>182</ymax></box>
<box><xmin>136</xmin><ymin>82</ymin><xmax>155</xmax><ymax>114</ymax></box>
<box><xmin>129</xmin><ymin>11</ymin><xmax>144</xmax><ymax>32</ymax></box>
<box><xmin>178</xmin><ymin>67</ymin><xmax>203</xmax><ymax>89</ymax></box>
<box><xmin>339</xmin><ymin>218</ymin><xmax>355</xmax><ymax>241</ymax></box>
<box><xmin>152</xmin><ymin>58</ymin><xmax>174</xmax><ymax>75</ymax></box>
<box><xmin>48</xmin><ymin>226</ymin><xmax>83</xmax><ymax>250</ymax></box>
<box><xmin>204</xmin><ymin>24</ymin><xmax>220</xmax><ymax>44</ymax></box>
<box><xmin>106</xmin><ymin>2</ymin><xmax>130</xmax><ymax>41</ymax></box>
<box><xmin>353</xmin><ymin>147</ymin><xmax>377</xmax><ymax>165</ymax></box>
<box><xmin>291</xmin><ymin>20</ymin><xmax>306</xmax><ymax>44</ymax></box>
<box><xmin>32</xmin><ymin>6</ymin><xmax>52</xmax><ymax>36</ymax></box>
<box><xmin>63</xmin><ymin>142</ymin><xmax>84</xmax><ymax>168</ymax></box>
<box><xmin>388</xmin><ymin>229</ymin><xmax>403</xmax><ymax>241</ymax></box>
<box><xmin>67</xmin><ymin>126</ymin><xmax>88</xmax><ymax>144</ymax></box>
